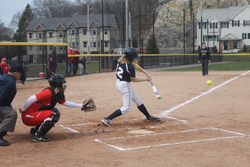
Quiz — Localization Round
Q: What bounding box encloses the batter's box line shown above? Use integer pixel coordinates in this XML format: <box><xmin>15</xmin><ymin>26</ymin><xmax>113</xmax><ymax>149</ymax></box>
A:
<box><xmin>94</xmin><ymin>127</ymin><xmax>248</xmax><ymax>151</ymax></box>
<box><xmin>59</xmin><ymin>115</ymin><xmax>187</xmax><ymax>134</ymax></box>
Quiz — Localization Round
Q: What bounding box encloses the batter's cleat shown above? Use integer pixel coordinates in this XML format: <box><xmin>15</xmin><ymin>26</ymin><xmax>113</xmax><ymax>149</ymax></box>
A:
<box><xmin>101</xmin><ymin>118</ymin><xmax>111</xmax><ymax>126</ymax></box>
<box><xmin>0</xmin><ymin>137</ymin><xmax>10</xmax><ymax>146</ymax></box>
<box><xmin>32</xmin><ymin>134</ymin><xmax>50</xmax><ymax>142</ymax></box>
<box><xmin>146</xmin><ymin>116</ymin><xmax>161</xmax><ymax>122</ymax></box>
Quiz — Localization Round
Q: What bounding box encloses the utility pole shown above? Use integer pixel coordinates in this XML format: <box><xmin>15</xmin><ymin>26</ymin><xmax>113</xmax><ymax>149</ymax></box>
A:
<box><xmin>153</xmin><ymin>11</ymin><xmax>155</xmax><ymax>54</ymax></box>
<box><xmin>87</xmin><ymin>3</ymin><xmax>90</xmax><ymax>54</ymax></box>
<box><xmin>125</xmin><ymin>0</ymin><xmax>129</xmax><ymax>48</ymax></box>
<box><xmin>193</xmin><ymin>13</ymin><xmax>195</xmax><ymax>54</ymax></box>
<box><xmin>183</xmin><ymin>9</ymin><xmax>185</xmax><ymax>54</ymax></box>
<box><xmin>201</xmin><ymin>0</ymin><xmax>203</xmax><ymax>46</ymax></box>
<box><xmin>102</xmin><ymin>0</ymin><xmax>104</xmax><ymax>54</ymax></box>
<box><xmin>139</xmin><ymin>4</ymin><xmax>141</xmax><ymax>54</ymax></box>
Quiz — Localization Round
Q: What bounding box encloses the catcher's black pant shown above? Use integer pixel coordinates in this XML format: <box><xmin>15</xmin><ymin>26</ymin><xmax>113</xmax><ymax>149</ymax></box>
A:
<box><xmin>201</xmin><ymin>59</ymin><xmax>209</xmax><ymax>76</ymax></box>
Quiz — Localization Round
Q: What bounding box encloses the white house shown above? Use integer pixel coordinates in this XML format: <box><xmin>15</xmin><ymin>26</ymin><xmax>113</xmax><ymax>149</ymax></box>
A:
<box><xmin>196</xmin><ymin>5</ymin><xmax>250</xmax><ymax>53</ymax></box>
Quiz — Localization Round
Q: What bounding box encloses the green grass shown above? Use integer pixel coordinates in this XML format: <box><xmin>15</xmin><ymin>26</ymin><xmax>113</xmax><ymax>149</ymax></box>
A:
<box><xmin>161</xmin><ymin>61</ymin><xmax>250</xmax><ymax>71</ymax></box>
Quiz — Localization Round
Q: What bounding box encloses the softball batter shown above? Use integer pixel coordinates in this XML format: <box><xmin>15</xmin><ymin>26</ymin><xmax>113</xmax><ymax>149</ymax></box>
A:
<box><xmin>101</xmin><ymin>47</ymin><xmax>160</xmax><ymax>126</ymax></box>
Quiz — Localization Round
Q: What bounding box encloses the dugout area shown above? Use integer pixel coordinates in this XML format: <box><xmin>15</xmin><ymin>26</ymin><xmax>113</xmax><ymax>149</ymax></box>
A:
<box><xmin>1</xmin><ymin>70</ymin><xmax>250</xmax><ymax>167</ymax></box>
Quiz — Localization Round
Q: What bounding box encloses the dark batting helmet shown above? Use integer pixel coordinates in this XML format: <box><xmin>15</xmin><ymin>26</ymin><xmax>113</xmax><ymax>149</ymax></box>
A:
<box><xmin>49</xmin><ymin>73</ymin><xmax>67</xmax><ymax>93</ymax></box>
<box><xmin>124</xmin><ymin>47</ymin><xmax>138</xmax><ymax>61</ymax></box>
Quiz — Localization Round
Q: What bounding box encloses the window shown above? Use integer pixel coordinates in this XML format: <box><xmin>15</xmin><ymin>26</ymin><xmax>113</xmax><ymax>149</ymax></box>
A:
<box><xmin>245</xmin><ymin>33</ymin><xmax>247</xmax><ymax>39</ymax></box>
<box><xmin>233</xmin><ymin>41</ymin><xmax>237</xmax><ymax>49</ymax></box>
<box><xmin>76</xmin><ymin>30</ymin><xmax>78</xmax><ymax>35</ymax></box>
<box><xmin>29</xmin><ymin>46</ymin><xmax>33</xmax><ymax>51</ymax></box>
<box><xmin>90</xmin><ymin>42</ymin><xmax>92</xmax><ymax>47</ymax></box>
<box><xmin>248</xmin><ymin>33</ymin><xmax>250</xmax><ymax>39</ymax></box>
<box><xmin>64</xmin><ymin>32</ymin><xmax>66</xmax><ymax>37</ymax></box>
<box><xmin>104</xmin><ymin>29</ymin><xmax>108</xmax><ymax>35</ymax></box>
<box><xmin>50</xmin><ymin>46</ymin><xmax>53</xmax><ymax>50</ymax></box>
<box><xmin>105</xmin><ymin>41</ymin><xmax>108</xmax><ymax>47</ymax></box>
<box><xmin>245</xmin><ymin>20</ymin><xmax>250</xmax><ymax>26</ymax></box>
<box><xmin>39</xmin><ymin>33</ymin><xmax>42</xmax><ymax>38</ymax></box>
<box><xmin>83</xmin><ymin>29</ymin><xmax>86</xmax><ymax>35</ymax></box>
<box><xmin>98</xmin><ymin>42</ymin><xmax>100</xmax><ymax>48</ymax></box>
<box><xmin>83</xmin><ymin>42</ymin><xmax>87</xmax><ymax>48</ymax></box>
<box><xmin>90</xmin><ymin>29</ymin><xmax>92</xmax><ymax>35</ymax></box>
<box><xmin>93</xmin><ymin>29</ymin><xmax>96</xmax><ymax>35</ymax></box>
<box><xmin>72</xmin><ymin>30</ymin><xmax>75</xmax><ymax>35</ymax></box>
<box><xmin>43</xmin><ymin>32</ymin><xmax>46</xmax><ymax>38</ymax></box>
<box><xmin>203</xmin><ymin>35</ymin><xmax>217</xmax><ymax>41</ymax></box>
<box><xmin>29</xmin><ymin>33</ymin><xmax>32</xmax><ymax>39</ymax></box>
<box><xmin>97</xmin><ymin>29</ymin><xmax>100</xmax><ymax>35</ymax></box>
<box><xmin>59</xmin><ymin>32</ymin><xmax>63</xmax><ymax>37</ymax></box>
<box><xmin>213</xmin><ymin>23</ymin><xmax>216</xmax><ymax>28</ymax></box>
<box><xmin>60</xmin><ymin>46</ymin><xmax>63</xmax><ymax>50</ymax></box>
<box><xmin>93</xmin><ymin>42</ymin><xmax>96</xmax><ymax>47</ymax></box>
<box><xmin>72</xmin><ymin>43</ymin><xmax>75</xmax><ymax>47</ymax></box>
<box><xmin>39</xmin><ymin>46</ymin><xmax>42</xmax><ymax>51</ymax></box>
<box><xmin>49</xmin><ymin>32</ymin><xmax>53</xmax><ymax>38</ymax></box>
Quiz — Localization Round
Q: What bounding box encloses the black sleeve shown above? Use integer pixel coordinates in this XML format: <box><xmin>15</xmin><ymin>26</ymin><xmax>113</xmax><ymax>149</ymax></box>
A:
<box><xmin>207</xmin><ymin>49</ymin><xmax>211</xmax><ymax>60</ymax></box>
<box><xmin>0</xmin><ymin>66</ymin><xmax>2</xmax><ymax>75</ymax></box>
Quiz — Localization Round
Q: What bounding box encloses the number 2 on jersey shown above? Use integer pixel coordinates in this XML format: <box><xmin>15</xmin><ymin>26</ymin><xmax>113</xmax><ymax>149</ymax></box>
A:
<box><xmin>116</xmin><ymin>67</ymin><xmax>124</xmax><ymax>79</ymax></box>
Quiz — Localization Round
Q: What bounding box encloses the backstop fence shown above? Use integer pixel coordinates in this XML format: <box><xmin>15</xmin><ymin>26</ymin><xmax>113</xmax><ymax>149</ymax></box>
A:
<box><xmin>0</xmin><ymin>42</ymin><xmax>250</xmax><ymax>78</ymax></box>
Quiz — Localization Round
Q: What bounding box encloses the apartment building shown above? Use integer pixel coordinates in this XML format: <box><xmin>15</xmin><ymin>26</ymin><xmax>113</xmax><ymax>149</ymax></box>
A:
<box><xmin>196</xmin><ymin>5</ymin><xmax>250</xmax><ymax>53</ymax></box>
<box><xmin>26</xmin><ymin>14</ymin><xmax>119</xmax><ymax>63</ymax></box>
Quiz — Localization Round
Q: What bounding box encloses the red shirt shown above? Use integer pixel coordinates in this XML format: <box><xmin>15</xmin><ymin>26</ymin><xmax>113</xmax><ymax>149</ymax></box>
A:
<box><xmin>25</xmin><ymin>89</ymin><xmax>66</xmax><ymax>112</ymax></box>
<box><xmin>0</xmin><ymin>63</ymin><xmax>9</xmax><ymax>74</ymax></box>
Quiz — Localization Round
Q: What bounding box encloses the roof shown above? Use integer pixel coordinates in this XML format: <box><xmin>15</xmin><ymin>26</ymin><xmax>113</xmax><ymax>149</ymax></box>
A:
<box><xmin>196</xmin><ymin>5</ymin><xmax>245</xmax><ymax>22</ymax></box>
<box><xmin>220</xmin><ymin>33</ymin><xmax>241</xmax><ymax>41</ymax></box>
<box><xmin>26</xmin><ymin>14</ymin><xmax>116</xmax><ymax>31</ymax></box>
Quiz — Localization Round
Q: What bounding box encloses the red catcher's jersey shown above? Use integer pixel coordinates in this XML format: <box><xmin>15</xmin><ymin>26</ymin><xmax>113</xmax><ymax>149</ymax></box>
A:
<box><xmin>25</xmin><ymin>88</ymin><xmax>66</xmax><ymax>112</ymax></box>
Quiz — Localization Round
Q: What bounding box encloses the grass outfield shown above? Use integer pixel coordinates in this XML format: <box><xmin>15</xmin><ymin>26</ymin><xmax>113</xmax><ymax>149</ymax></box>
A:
<box><xmin>161</xmin><ymin>61</ymin><xmax>250</xmax><ymax>71</ymax></box>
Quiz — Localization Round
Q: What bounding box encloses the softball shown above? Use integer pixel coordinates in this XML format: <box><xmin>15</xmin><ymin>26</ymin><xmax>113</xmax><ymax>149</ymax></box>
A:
<box><xmin>207</xmin><ymin>80</ymin><xmax>212</xmax><ymax>85</ymax></box>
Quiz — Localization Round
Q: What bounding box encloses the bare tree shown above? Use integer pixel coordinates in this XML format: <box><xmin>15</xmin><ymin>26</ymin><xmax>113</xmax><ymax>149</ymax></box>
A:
<box><xmin>0</xmin><ymin>21</ymin><xmax>14</xmax><ymax>41</ymax></box>
<box><xmin>32</xmin><ymin>0</ymin><xmax>77</xmax><ymax>18</ymax></box>
<box><xmin>10</xmin><ymin>12</ymin><xmax>22</xmax><ymax>28</ymax></box>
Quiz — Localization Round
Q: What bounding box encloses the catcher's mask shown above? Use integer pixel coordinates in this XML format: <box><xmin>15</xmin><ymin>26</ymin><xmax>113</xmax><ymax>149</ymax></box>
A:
<box><xmin>124</xmin><ymin>47</ymin><xmax>139</xmax><ymax>62</ymax></box>
<box><xmin>49</xmin><ymin>73</ymin><xmax>67</xmax><ymax>93</ymax></box>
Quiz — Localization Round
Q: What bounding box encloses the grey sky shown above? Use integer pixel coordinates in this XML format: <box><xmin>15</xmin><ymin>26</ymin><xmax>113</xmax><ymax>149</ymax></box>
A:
<box><xmin>0</xmin><ymin>0</ymin><xmax>33</xmax><ymax>27</ymax></box>
<box><xmin>0</xmin><ymin>0</ymin><xmax>75</xmax><ymax>27</ymax></box>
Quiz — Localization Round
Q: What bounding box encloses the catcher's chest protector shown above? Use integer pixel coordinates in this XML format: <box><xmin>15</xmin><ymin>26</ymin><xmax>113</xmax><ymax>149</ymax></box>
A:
<box><xmin>38</xmin><ymin>87</ymin><xmax>65</xmax><ymax>111</ymax></box>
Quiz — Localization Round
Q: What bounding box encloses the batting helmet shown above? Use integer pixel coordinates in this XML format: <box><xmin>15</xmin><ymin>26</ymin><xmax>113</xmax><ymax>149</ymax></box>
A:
<box><xmin>124</xmin><ymin>47</ymin><xmax>138</xmax><ymax>61</ymax></box>
<box><xmin>49</xmin><ymin>73</ymin><xmax>67</xmax><ymax>93</ymax></box>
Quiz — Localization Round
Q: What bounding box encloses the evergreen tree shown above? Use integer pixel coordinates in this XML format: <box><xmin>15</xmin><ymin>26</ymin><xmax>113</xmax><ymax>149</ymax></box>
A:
<box><xmin>146</xmin><ymin>33</ymin><xmax>159</xmax><ymax>54</ymax></box>
<box><xmin>13</xmin><ymin>4</ymin><xmax>34</xmax><ymax>42</ymax></box>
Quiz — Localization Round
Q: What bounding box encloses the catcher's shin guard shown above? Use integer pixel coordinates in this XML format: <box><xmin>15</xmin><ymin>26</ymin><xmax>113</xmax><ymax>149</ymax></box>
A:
<box><xmin>36</xmin><ymin>119</ymin><xmax>55</xmax><ymax>137</ymax></box>
<box><xmin>36</xmin><ymin>108</ymin><xmax>60</xmax><ymax>137</ymax></box>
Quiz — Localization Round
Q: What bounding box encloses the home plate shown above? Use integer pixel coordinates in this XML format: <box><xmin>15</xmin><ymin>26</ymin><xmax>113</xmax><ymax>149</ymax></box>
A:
<box><xmin>128</xmin><ymin>129</ymin><xmax>155</xmax><ymax>134</ymax></box>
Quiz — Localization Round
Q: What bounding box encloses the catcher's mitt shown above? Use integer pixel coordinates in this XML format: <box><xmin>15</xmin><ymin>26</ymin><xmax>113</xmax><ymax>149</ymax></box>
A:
<box><xmin>81</xmin><ymin>98</ymin><xmax>97</xmax><ymax>112</ymax></box>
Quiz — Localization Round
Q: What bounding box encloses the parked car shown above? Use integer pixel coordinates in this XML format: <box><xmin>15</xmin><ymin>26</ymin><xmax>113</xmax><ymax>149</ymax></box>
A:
<box><xmin>9</xmin><ymin>56</ymin><xmax>29</xmax><ymax>65</ymax></box>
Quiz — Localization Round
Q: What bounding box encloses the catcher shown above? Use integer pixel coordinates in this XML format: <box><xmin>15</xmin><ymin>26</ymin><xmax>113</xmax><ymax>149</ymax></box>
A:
<box><xmin>19</xmin><ymin>73</ymin><xmax>96</xmax><ymax>142</ymax></box>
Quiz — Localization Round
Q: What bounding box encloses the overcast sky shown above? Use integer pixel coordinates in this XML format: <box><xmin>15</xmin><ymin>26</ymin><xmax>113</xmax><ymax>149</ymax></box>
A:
<box><xmin>0</xmin><ymin>0</ymin><xmax>33</xmax><ymax>27</ymax></box>
<box><xmin>0</xmin><ymin>0</ymin><xmax>75</xmax><ymax>28</ymax></box>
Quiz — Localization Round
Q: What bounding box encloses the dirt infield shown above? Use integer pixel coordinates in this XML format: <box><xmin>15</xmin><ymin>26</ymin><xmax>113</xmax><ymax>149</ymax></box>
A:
<box><xmin>1</xmin><ymin>71</ymin><xmax>250</xmax><ymax>167</ymax></box>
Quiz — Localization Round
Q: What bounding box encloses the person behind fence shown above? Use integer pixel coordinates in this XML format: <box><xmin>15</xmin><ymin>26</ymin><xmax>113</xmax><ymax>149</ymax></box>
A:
<box><xmin>78</xmin><ymin>56</ymin><xmax>87</xmax><ymax>75</ymax></box>
<box><xmin>198</xmin><ymin>43</ymin><xmax>211</xmax><ymax>76</ymax></box>
<box><xmin>0</xmin><ymin>64</ymin><xmax>27</xmax><ymax>146</ymax></box>
<box><xmin>66</xmin><ymin>46</ymin><xmax>74</xmax><ymax>76</ymax></box>
<box><xmin>0</xmin><ymin>58</ymin><xmax>9</xmax><ymax>75</ymax></box>
<box><xmin>52</xmin><ymin>47</ymin><xmax>57</xmax><ymax>73</ymax></box>
<box><xmin>46</xmin><ymin>54</ymin><xmax>54</xmax><ymax>79</ymax></box>
<box><xmin>112</xmin><ymin>49</ymin><xmax>119</xmax><ymax>70</ymax></box>
<box><xmin>73</xmin><ymin>47</ymin><xmax>79</xmax><ymax>75</ymax></box>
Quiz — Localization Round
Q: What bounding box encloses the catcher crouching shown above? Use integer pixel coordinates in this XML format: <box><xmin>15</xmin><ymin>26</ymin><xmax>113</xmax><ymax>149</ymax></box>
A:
<box><xmin>19</xmin><ymin>73</ymin><xmax>96</xmax><ymax>142</ymax></box>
